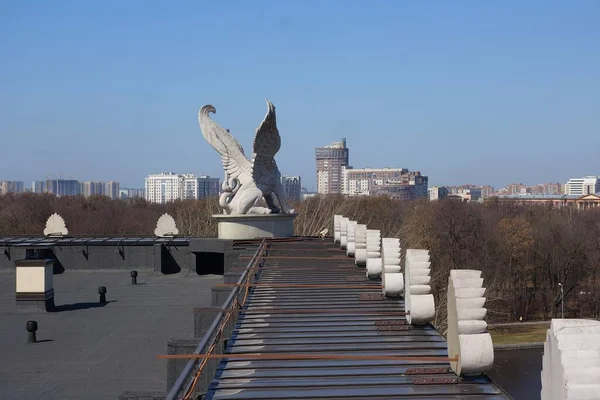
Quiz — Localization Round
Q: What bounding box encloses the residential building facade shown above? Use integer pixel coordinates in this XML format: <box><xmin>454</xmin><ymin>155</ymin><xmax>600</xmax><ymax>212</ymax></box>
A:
<box><xmin>490</xmin><ymin>193</ymin><xmax>600</xmax><ymax>210</ymax></box>
<box><xmin>145</xmin><ymin>173</ymin><xmax>219</xmax><ymax>204</ymax></box>
<box><xmin>0</xmin><ymin>181</ymin><xmax>24</xmax><ymax>195</ymax></box>
<box><xmin>281</xmin><ymin>175</ymin><xmax>302</xmax><ymax>202</ymax></box>
<box><xmin>342</xmin><ymin>167</ymin><xmax>408</xmax><ymax>195</ymax></box>
<box><xmin>196</xmin><ymin>176</ymin><xmax>220</xmax><ymax>199</ymax></box>
<box><xmin>45</xmin><ymin>179</ymin><xmax>80</xmax><ymax>196</ymax></box>
<box><xmin>428</xmin><ymin>186</ymin><xmax>448</xmax><ymax>201</ymax></box>
<box><xmin>82</xmin><ymin>181</ymin><xmax>106</xmax><ymax>197</ymax></box>
<box><xmin>182</xmin><ymin>174</ymin><xmax>220</xmax><ymax>200</ymax></box>
<box><xmin>341</xmin><ymin>167</ymin><xmax>428</xmax><ymax>200</ymax></box>
<box><xmin>105</xmin><ymin>181</ymin><xmax>120</xmax><ymax>200</ymax></box>
<box><xmin>564</xmin><ymin>176</ymin><xmax>600</xmax><ymax>196</ymax></box>
<box><xmin>32</xmin><ymin>181</ymin><xmax>46</xmax><ymax>194</ymax></box>
<box><xmin>315</xmin><ymin>138</ymin><xmax>349</xmax><ymax>194</ymax></box>
<box><xmin>119</xmin><ymin>188</ymin><xmax>145</xmax><ymax>199</ymax></box>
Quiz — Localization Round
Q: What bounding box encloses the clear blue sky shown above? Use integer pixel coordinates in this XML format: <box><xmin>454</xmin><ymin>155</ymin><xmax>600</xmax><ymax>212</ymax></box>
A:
<box><xmin>1</xmin><ymin>0</ymin><xmax>598</xmax><ymax>190</ymax></box>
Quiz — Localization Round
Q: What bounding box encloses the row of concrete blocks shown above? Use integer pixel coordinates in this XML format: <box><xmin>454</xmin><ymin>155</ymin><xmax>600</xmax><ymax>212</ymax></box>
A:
<box><xmin>333</xmin><ymin>215</ymin><xmax>495</xmax><ymax>376</ymax></box>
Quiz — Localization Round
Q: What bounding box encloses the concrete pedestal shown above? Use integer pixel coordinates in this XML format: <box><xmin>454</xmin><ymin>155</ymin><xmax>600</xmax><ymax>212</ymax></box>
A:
<box><xmin>15</xmin><ymin>259</ymin><xmax>55</xmax><ymax>313</ymax></box>
<box><xmin>213</xmin><ymin>213</ymin><xmax>297</xmax><ymax>240</ymax></box>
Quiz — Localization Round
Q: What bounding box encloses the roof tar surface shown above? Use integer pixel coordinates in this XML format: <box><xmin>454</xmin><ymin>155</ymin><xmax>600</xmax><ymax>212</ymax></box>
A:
<box><xmin>0</xmin><ymin>269</ymin><xmax>220</xmax><ymax>399</ymax></box>
<box><xmin>205</xmin><ymin>239</ymin><xmax>512</xmax><ymax>399</ymax></box>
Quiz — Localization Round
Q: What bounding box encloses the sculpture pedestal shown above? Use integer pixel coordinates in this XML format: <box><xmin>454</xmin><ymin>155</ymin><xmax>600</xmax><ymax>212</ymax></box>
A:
<box><xmin>213</xmin><ymin>214</ymin><xmax>297</xmax><ymax>240</ymax></box>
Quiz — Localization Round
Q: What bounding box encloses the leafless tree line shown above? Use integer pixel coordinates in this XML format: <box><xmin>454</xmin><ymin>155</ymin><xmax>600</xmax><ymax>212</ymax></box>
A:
<box><xmin>2</xmin><ymin>192</ymin><xmax>599</xmax><ymax>323</ymax></box>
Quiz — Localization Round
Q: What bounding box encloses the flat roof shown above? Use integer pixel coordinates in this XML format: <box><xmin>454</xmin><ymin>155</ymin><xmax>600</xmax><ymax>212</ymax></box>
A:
<box><xmin>0</xmin><ymin>236</ymin><xmax>192</xmax><ymax>247</ymax></box>
<box><xmin>0</xmin><ymin>270</ymin><xmax>221</xmax><ymax>399</ymax></box>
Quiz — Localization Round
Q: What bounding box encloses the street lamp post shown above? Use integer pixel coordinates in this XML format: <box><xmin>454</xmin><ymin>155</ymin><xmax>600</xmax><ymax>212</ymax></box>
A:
<box><xmin>558</xmin><ymin>283</ymin><xmax>564</xmax><ymax>319</ymax></box>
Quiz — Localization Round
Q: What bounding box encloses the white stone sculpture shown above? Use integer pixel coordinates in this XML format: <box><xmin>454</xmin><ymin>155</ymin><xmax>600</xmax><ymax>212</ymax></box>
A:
<box><xmin>154</xmin><ymin>213</ymin><xmax>179</xmax><ymax>237</ymax></box>
<box><xmin>198</xmin><ymin>100</ymin><xmax>294</xmax><ymax>215</ymax></box>
<box><xmin>405</xmin><ymin>249</ymin><xmax>435</xmax><ymax>325</ymax></box>
<box><xmin>447</xmin><ymin>269</ymin><xmax>494</xmax><ymax>376</ymax></box>
<box><xmin>381</xmin><ymin>238</ymin><xmax>403</xmax><ymax>297</ymax></box>
<box><xmin>43</xmin><ymin>213</ymin><xmax>68</xmax><ymax>237</ymax></box>
<box><xmin>541</xmin><ymin>319</ymin><xmax>600</xmax><ymax>400</ymax></box>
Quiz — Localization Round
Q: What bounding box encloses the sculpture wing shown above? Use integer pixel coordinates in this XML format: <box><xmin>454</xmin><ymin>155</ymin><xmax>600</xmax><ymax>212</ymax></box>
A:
<box><xmin>251</xmin><ymin>100</ymin><xmax>281</xmax><ymax>183</ymax></box>
<box><xmin>198</xmin><ymin>105</ymin><xmax>251</xmax><ymax>180</ymax></box>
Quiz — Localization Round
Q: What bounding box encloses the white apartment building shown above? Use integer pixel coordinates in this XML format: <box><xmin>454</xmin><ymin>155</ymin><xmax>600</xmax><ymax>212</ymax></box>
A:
<box><xmin>428</xmin><ymin>186</ymin><xmax>448</xmax><ymax>201</ymax></box>
<box><xmin>342</xmin><ymin>167</ymin><xmax>408</xmax><ymax>195</ymax></box>
<box><xmin>341</xmin><ymin>167</ymin><xmax>428</xmax><ymax>199</ymax></box>
<box><xmin>146</xmin><ymin>173</ymin><xmax>183</xmax><ymax>204</ymax></box>
<box><xmin>564</xmin><ymin>176</ymin><xmax>600</xmax><ymax>196</ymax></box>
<box><xmin>145</xmin><ymin>173</ymin><xmax>220</xmax><ymax>203</ymax></box>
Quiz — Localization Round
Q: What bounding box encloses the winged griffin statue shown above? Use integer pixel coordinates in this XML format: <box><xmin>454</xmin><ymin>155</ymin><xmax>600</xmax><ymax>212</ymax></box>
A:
<box><xmin>198</xmin><ymin>100</ymin><xmax>295</xmax><ymax>215</ymax></box>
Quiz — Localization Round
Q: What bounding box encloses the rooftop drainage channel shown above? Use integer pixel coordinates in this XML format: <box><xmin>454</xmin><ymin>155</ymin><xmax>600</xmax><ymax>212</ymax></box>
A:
<box><xmin>204</xmin><ymin>238</ymin><xmax>510</xmax><ymax>400</ymax></box>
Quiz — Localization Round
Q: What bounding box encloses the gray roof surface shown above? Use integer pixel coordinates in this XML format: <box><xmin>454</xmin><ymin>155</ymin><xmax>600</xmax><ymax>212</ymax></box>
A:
<box><xmin>0</xmin><ymin>269</ymin><xmax>221</xmax><ymax>399</ymax></box>
<box><xmin>204</xmin><ymin>239</ymin><xmax>511</xmax><ymax>399</ymax></box>
<box><xmin>0</xmin><ymin>236</ymin><xmax>191</xmax><ymax>247</ymax></box>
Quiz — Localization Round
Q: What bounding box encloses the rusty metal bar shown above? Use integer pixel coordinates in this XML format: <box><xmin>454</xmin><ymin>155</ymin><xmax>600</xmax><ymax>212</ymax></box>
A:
<box><xmin>192</xmin><ymin>307</ymin><xmax>409</xmax><ymax>315</ymax></box>
<box><xmin>158</xmin><ymin>353</ymin><xmax>459</xmax><ymax>362</ymax></box>
<box><xmin>239</xmin><ymin>255</ymin><xmax>351</xmax><ymax>260</ymax></box>
<box><xmin>215</xmin><ymin>283</ymin><xmax>383</xmax><ymax>289</ymax></box>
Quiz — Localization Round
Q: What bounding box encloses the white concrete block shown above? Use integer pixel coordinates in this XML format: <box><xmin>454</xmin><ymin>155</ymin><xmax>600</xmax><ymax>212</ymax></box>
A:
<box><xmin>366</xmin><ymin>258</ymin><xmax>382</xmax><ymax>279</ymax></box>
<box><xmin>457</xmin><ymin>307</ymin><xmax>487</xmax><ymax>321</ymax></box>
<box><xmin>355</xmin><ymin>249</ymin><xmax>368</xmax><ymax>266</ymax></box>
<box><xmin>455</xmin><ymin>288</ymin><xmax>486</xmax><ymax>298</ymax></box>
<box><xmin>333</xmin><ymin>215</ymin><xmax>342</xmax><ymax>243</ymax></box>
<box><xmin>411</xmin><ymin>276</ymin><xmax>431</xmax><ymax>285</ymax></box>
<box><xmin>408</xmin><ymin>294</ymin><xmax>435</xmax><ymax>324</ymax></box>
<box><xmin>458</xmin><ymin>320</ymin><xmax>488</xmax><ymax>334</ymax></box>
<box><xmin>457</xmin><ymin>333</ymin><xmax>494</xmax><ymax>375</ymax></box>
<box><xmin>383</xmin><ymin>265</ymin><xmax>401</xmax><ymax>273</ymax></box>
<box><xmin>456</xmin><ymin>297</ymin><xmax>486</xmax><ymax>308</ymax></box>
<box><xmin>383</xmin><ymin>273</ymin><xmax>404</xmax><ymax>297</ymax></box>
<box><xmin>449</xmin><ymin>270</ymin><xmax>481</xmax><ymax>279</ymax></box>
<box><xmin>410</xmin><ymin>268</ymin><xmax>431</xmax><ymax>277</ymax></box>
<box><xmin>409</xmin><ymin>285</ymin><xmax>431</xmax><ymax>295</ymax></box>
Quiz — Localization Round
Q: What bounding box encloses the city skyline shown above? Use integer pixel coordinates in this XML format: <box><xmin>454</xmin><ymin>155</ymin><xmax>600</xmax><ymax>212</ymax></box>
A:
<box><xmin>1</xmin><ymin>2</ymin><xmax>598</xmax><ymax>191</ymax></box>
<box><xmin>1</xmin><ymin>168</ymin><xmax>599</xmax><ymax>195</ymax></box>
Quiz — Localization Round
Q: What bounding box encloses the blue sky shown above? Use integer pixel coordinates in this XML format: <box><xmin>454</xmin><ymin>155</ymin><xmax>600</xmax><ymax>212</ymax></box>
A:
<box><xmin>1</xmin><ymin>0</ymin><xmax>598</xmax><ymax>190</ymax></box>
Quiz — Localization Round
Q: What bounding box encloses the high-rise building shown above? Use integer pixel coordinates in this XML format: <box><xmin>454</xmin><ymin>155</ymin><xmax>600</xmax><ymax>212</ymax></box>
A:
<box><xmin>428</xmin><ymin>186</ymin><xmax>448</xmax><ymax>201</ymax></box>
<box><xmin>105</xmin><ymin>181</ymin><xmax>120</xmax><ymax>200</ymax></box>
<box><xmin>281</xmin><ymin>175</ymin><xmax>302</xmax><ymax>202</ymax></box>
<box><xmin>315</xmin><ymin>138</ymin><xmax>349</xmax><ymax>194</ymax></box>
<box><xmin>145</xmin><ymin>173</ymin><xmax>219</xmax><ymax>203</ymax></box>
<box><xmin>82</xmin><ymin>181</ymin><xmax>106</xmax><ymax>197</ymax></box>
<box><xmin>564</xmin><ymin>176</ymin><xmax>600</xmax><ymax>196</ymax></box>
<box><xmin>0</xmin><ymin>181</ymin><xmax>24</xmax><ymax>195</ymax></box>
<box><xmin>182</xmin><ymin>174</ymin><xmax>220</xmax><ymax>200</ymax></box>
<box><xmin>45</xmin><ymin>179</ymin><xmax>80</xmax><ymax>196</ymax></box>
<box><xmin>119</xmin><ymin>188</ymin><xmax>146</xmax><ymax>199</ymax></box>
<box><xmin>32</xmin><ymin>181</ymin><xmax>46</xmax><ymax>194</ymax></box>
